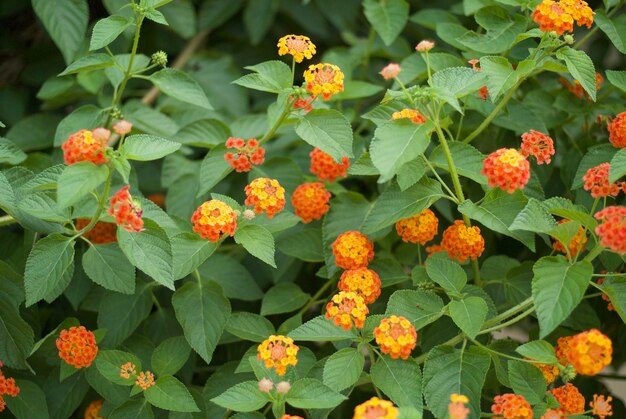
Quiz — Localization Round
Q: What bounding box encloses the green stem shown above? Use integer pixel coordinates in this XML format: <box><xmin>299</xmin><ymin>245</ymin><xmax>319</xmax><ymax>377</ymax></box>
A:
<box><xmin>421</xmin><ymin>156</ymin><xmax>459</xmax><ymax>203</ymax></box>
<box><xmin>298</xmin><ymin>278</ymin><xmax>334</xmax><ymax>316</ymax></box>
<box><xmin>0</xmin><ymin>215</ymin><xmax>18</xmax><ymax>227</ymax></box>
<box><xmin>469</xmin><ymin>336</ymin><xmax>539</xmax><ymax>364</ymax></box>
<box><xmin>366</xmin><ymin>344</ymin><xmax>383</xmax><ymax>398</ymax></box>
<box><xmin>291</xmin><ymin>56</ymin><xmax>296</xmax><ymax>86</ymax></box>
<box><xmin>75</xmin><ymin>166</ymin><xmax>114</xmax><ymax>237</ymax></box>
<box><xmin>395</xmin><ymin>77</ymin><xmax>416</xmax><ymax>106</ymax></box>
<box><xmin>583</xmin><ymin>244</ymin><xmax>604</xmax><ymax>263</ymax></box>
<box><xmin>259</xmin><ymin>97</ymin><xmax>295</xmax><ymax>145</ymax></box>
<box><xmin>478</xmin><ymin>306</ymin><xmax>535</xmax><ymax>335</ymax></box>
<box><xmin>423</xmin><ymin>51</ymin><xmax>432</xmax><ymax>85</ymax></box>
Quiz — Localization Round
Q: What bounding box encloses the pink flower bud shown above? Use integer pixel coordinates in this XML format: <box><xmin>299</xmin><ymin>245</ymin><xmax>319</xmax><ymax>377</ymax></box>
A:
<box><xmin>415</xmin><ymin>40</ymin><xmax>435</xmax><ymax>52</ymax></box>
<box><xmin>243</xmin><ymin>209</ymin><xmax>256</xmax><ymax>220</ymax></box>
<box><xmin>379</xmin><ymin>63</ymin><xmax>401</xmax><ymax>80</ymax></box>
<box><xmin>92</xmin><ymin>128</ymin><xmax>111</xmax><ymax>142</ymax></box>
<box><xmin>258</xmin><ymin>378</ymin><xmax>273</xmax><ymax>393</ymax></box>
<box><xmin>113</xmin><ymin>120</ymin><xmax>133</xmax><ymax>135</ymax></box>
<box><xmin>276</xmin><ymin>381</ymin><xmax>291</xmax><ymax>394</ymax></box>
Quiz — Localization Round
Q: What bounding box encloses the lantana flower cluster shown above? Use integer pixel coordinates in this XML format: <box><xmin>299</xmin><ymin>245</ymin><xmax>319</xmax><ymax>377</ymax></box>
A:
<box><xmin>291</xmin><ymin>182</ymin><xmax>331</xmax><ymax>223</ymax></box>
<box><xmin>244</xmin><ymin>177</ymin><xmax>286</xmax><ymax>219</ymax></box>
<box><xmin>257</xmin><ymin>335</ymin><xmax>299</xmax><ymax>376</ymax></box>
<box><xmin>395</xmin><ymin>208</ymin><xmax>438</xmax><ymax>245</ymax></box>
<box><xmin>490</xmin><ymin>393</ymin><xmax>532</xmax><ymax>419</ymax></box>
<box><xmin>75</xmin><ymin>218</ymin><xmax>117</xmax><ymax>244</ymax></box>
<box><xmin>353</xmin><ymin>397</ymin><xmax>398</xmax><ymax>419</ymax></box>
<box><xmin>532</xmin><ymin>0</ymin><xmax>594</xmax><ymax>35</ymax></box>
<box><xmin>0</xmin><ymin>362</ymin><xmax>20</xmax><ymax>413</ymax></box>
<box><xmin>309</xmin><ymin>148</ymin><xmax>350</xmax><ymax>182</ymax></box>
<box><xmin>224</xmin><ymin>137</ymin><xmax>265</xmax><ymax>173</ymax></box>
<box><xmin>555</xmin><ymin>328</ymin><xmax>612</xmax><ymax>375</ymax></box>
<box><xmin>594</xmin><ymin>206</ymin><xmax>626</xmax><ymax>255</ymax></box>
<box><xmin>56</xmin><ymin>325</ymin><xmax>98</xmax><ymax>369</ymax></box>
<box><xmin>391</xmin><ymin>108</ymin><xmax>426</xmax><ymax>124</ymax></box>
<box><xmin>191</xmin><ymin>199</ymin><xmax>237</xmax><ymax>243</ymax></box>
<box><xmin>107</xmin><ymin>186</ymin><xmax>144</xmax><ymax>232</ymax></box>
<box><xmin>119</xmin><ymin>362</ymin><xmax>155</xmax><ymax>390</ymax></box>
<box><xmin>373</xmin><ymin>315</ymin><xmax>418</xmax><ymax>360</ymax></box>
<box><xmin>62</xmin><ymin>129</ymin><xmax>109</xmax><ymax>166</ymax></box>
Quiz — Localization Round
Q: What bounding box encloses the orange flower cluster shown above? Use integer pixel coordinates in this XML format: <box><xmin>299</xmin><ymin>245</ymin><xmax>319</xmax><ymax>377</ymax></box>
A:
<box><xmin>374</xmin><ymin>316</ymin><xmax>417</xmax><ymax>360</ymax></box>
<box><xmin>292</xmin><ymin>95</ymin><xmax>315</xmax><ymax>112</ymax></box>
<box><xmin>597</xmin><ymin>277</ymin><xmax>616</xmax><ymax>311</ymax></box>
<box><xmin>567</xmin><ymin>329</ymin><xmax>612</xmax><ymax>375</ymax></box>
<box><xmin>56</xmin><ymin>326</ymin><xmax>98</xmax><ymax>369</ymax></box>
<box><xmin>0</xmin><ymin>362</ymin><xmax>20</xmax><ymax>413</ymax></box>
<box><xmin>590</xmin><ymin>394</ymin><xmax>613</xmax><ymax>419</ymax></box>
<box><xmin>555</xmin><ymin>335</ymin><xmax>573</xmax><ymax>365</ymax></box>
<box><xmin>608</xmin><ymin>111</ymin><xmax>626</xmax><ymax>148</ymax></box>
<box><xmin>594</xmin><ymin>206</ymin><xmax>626</xmax><ymax>254</ymax></box>
<box><xmin>482</xmin><ymin>148</ymin><xmax>531</xmax><ymax>193</ymax></box>
<box><xmin>277</xmin><ymin>34</ymin><xmax>316</xmax><ymax>63</ymax></box>
<box><xmin>107</xmin><ymin>186</ymin><xmax>144</xmax><ymax>232</ymax></box>
<box><xmin>325</xmin><ymin>291</ymin><xmax>368</xmax><ymax>330</ymax></box>
<box><xmin>549</xmin><ymin>383</ymin><xmax>585</xmax><ymax>415</ymax></box>
<box><xmin>395</xmin><ymin>209</ymin><xmax>438</xmax><ymax>245</ymax></box>
<box><xmin>84</xmin><ymin>399</ymin><xmax>103</xmax><ymax>419</ymax></box>
<box><xmin>120</xmin><ymin>362</ymin><xmax>136</xmax><ymax>379</ymax></box>
<box><xmin>291</xmin><ymin>182</ymin><xmax>331</xmax><ymax>223</ymax></box>
<box><xmin>440</xmin><ymin>220</ymin><xmax>485</xmax><ymax>263</ymax></box>
<box><xmin>560</xmin><ymin>73</ymin><xmax>604</xmax><ymax>100</ymax></box>
<box><xmin>75</xmin><ymin>219</ymin><xmax>117</xmax><ymax>244</ymax></box>
<box><xmin>380</xmin><ymin>63</ymin><xmax>401</xmax><ymax>80</ymax></box>
<box><xmin>551</xmin><ymin>219</ymin><xmax>587</xmax><ymax>257</ymax></box>
<box><xmin>304</xmin><ymin>63</ymin><xmax>344</xmax><ymax>100</ymax></box>
<box><xmin>448</xmin><ymin>394</ymin><xmax>470</xmax><ymax>419</ymax></box>
<box><xmin>191</xmin><ymin>200</ymin><xmax>237</xmax><ymax>242</ymax></box>
<box><xmin>224</xmin><ymin>137</ymin><xmax>265</xmax><ymax>172</ymax></box>
<box><xmin>532</xmin><ymin>0</ymin><xmax>594</xmax><ymax>35</ymax></box>
<box><xmin>331</xmin><ymin>231</ymin><xmax>375</xmax><ymax>269</ymax></box>
<box><xmin>338</xmin><ymin>268</ymin><xmax>381</xmax><ymax>304</ymax></box>
<box><xmin>490</xmin><ymin>394</ymin><xmax>532</xmax><ymax>419</ymax></box>
<box><xmin>530</xmin><ymin>360</ymin><xmax>560</xmax><ymax>385</ymax></box>
<box><xmin>136</xmin><ymin>371</ymin><xmax>155</xmax><ymax>390</ymax></box>
<box><xmin>583</xmin><ymin>163</ymin><xmax>620</xmax><ymax>198</ymax></box>
<box><xmin>257</xmin><ymin>335</ymin><xmax>299</xmax><ymax>376</ymax></box>
<box><xmin>309</xmin><ymin>148</ymin><xmax>350</xmax><ymax>182</ymax></box>
<box><xmin>244</xmin><ymin>178</ymin><xmax>286</xmax><ymax>219</ymax></box>
<box><xmin>62</xmin><ymin>129</ymin><xmax>109</xmax><ymax>166</ymax></box>
<box><xmin>520</xmin><ymin>130</ymin><xmax>555</xmax><ymax>165</ymax></box>
<box><xmin>353</xmin><ymin>397</ymin><xmax>398</xmax><ymax>419</ymax></box>
<box><xmin>391</xmin><ymin>109</ymin><xmax>426</xmax><ymax>124</ymax></box>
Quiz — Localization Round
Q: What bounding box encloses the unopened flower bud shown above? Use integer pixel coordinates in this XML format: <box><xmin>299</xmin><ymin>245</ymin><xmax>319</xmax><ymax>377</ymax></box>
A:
<box><xmin>564</xmin><ymin>34</ymin><xmax>574</xmax><ymax>45</ymax></box>
<box><xmin>258</xmin><ymin>378</ymin><xmax>273</xmax><ymax>393</ymax></box>
<box><xmin>415</xmin><ymin>40</ymin><xmax>435</xmax><ymax>52</ymax></box>
<box><xmin>113</xmin><ymin>120</ymin><xmax>132</xmax><ymax>136</ymax></box>
<box><xmin>561</xmin><ymin>364</ymin><xmax>577</xmax><ymax>382</ymax></box>
<box><xmin>243</xmin><ymin>209</ymin><xmax>255</xmax><ymax>220</ymax></box>
<box><xmin>92</xmin><ymin>128</ymin><xmax>111</xmax><ymax>142</ymax></box>
<box><xmin>110</xmin><ymin>107</ymin><xmax>123</xmax><ymax>120</ymax></box>
<box><xmin>152</xmin><ymin>50</ymin><xmax>168</xmax><ymax>67</ymax></box>
<box><xmin>276</xmin><ymin>381</ymin><xmax>291</xmax><ymax>394</ymax></box>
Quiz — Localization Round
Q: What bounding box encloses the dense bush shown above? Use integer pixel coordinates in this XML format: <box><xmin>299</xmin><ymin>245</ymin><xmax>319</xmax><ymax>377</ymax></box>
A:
<box><xmin>1</xmin><ymin>0</ymin><xmax>626</xmax><ymax>418</ymax></box>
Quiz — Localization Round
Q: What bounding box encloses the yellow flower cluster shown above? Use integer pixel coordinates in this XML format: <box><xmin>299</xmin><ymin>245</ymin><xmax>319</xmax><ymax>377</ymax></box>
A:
<box><xmin>374</xmin><ymin>316</ymin><xmax>417</xmax><ymax>360</ymax></box>
<box><xmin>338</xmin><ymin>268</ymin><xmax>381</xmax><ymax>305</ymax></box>
<box><xmin>353</xmin><ymin>397</ymin><xmax>398</xmax><ymax>419</ymax></box>
<box><xmin>331</xmin><ymin>231</ymin><xmax>375</xmax><ymax>269</ymax></box>
<box><xmin>395</xmin><ymin>209</ymin><xmax>438</xmax><ymax>245</ymax></box>
<box><xmin>244</xmin><ymin>178</ymin><xmax>286</xmax><ymax>219</ymax></box>
<box><xmin>325</xmin><ymin>291</ymin><xmax>368</xmax><ymax>330</ymax></box>
<box><xmin>277</xmin><ymin>35</ymin><xmax>316</xmax><ymax>63</ymax></box>
<box><xmin>304</xmin><ymin>63</ymin><xmax>344</xmax><ymax>101</ymax></box>
<box><xmin>257</xmin><ymin>335</ymin><xmax>299</xmax><ymax>376</ymax></box>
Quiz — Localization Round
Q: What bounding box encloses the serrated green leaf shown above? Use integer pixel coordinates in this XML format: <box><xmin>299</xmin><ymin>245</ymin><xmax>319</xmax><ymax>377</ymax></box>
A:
<box><xmin>595</xmin><ymin>10</ymin><xmax>626</xmax><ymax>54</ymax></box>
<box><xmin>121</xmin><ymin>134</ymin><xmax>181</xmax><ymax>161</ymax></box>
<box><xmin>83</xmin><ymin>243</ymin><xmax>135</xmax><ymax>294</ymax></box>
<box><xmin>516</xmin><ymin>340</ymin><xmax>558</xmax><ymax>364</ymax></box>
<box><xmin>226</xmin><ymin>312</ymin><xmax>275</xmax><ymax>342</ymax></box>
<box><xmin>90</xmin><ymin>15</ymin><xmax>131</xmax><ymax>51</ymax></box>
<box><xmin>277</xmin><ymin>226</ymin><xmax>324</xmax><ymax>262</ymax></box>
<box><xmin>295</xmin><ymin>109</ymin><xmax>354</xmax><ymax>163</ymax></box>
<box><xmin>386</xmin><ymin>290</ymin><xmax>445</xmax><ymax>329</ymax></box>
<box><xmin>109</xmin><ymin>399</ymin><xmax>153</xmax><ymax>419</ymax></box>
<box><xmin>425</xmin><ymin>256</ymin><xmax>466</xmax><ymax>294</ymax></box>
<box><xmin>198</xmin><ymin>253</ymin><xmax>263</xmax><ymax>301</ymax></box>
<box><xmin>449</xmin><ymin>297</ymin><xmax>488</xmax><ymax>338</ymax></box>
<box><xmin>286</xmin><ymin>378</ymin><xmax>347</xmax><ymax>409</ymax></box>
<box><xmin>211</xmin><ymin>381</ymin><xmax>268</xmax><ymax>412</ymax></box>
<box><xmin>606</xmin><ymin>70</ymin><xmax>626</xmax><ymax>93</ymax></box>
<box><xmin>598</xmin><ymin>276</ymin><xmax>626</xmax><ymax>324</ymax></box>
<box><xmin>261</xmin><ymin>283</ymin><xmax>309</xmax><ymax>316</ymax></box>
<box><xmin>152</xmin><ymin>336</ymin><xmax>191</xmax><ymax>377</ymax></box>
<box><xmin>0</xmin><ymin>137</ymin><xmax>27</xmax><ymax>165</ymax></box>
<box><xmin>432</xmin><ymin>67</ymin><xmax>487</xmax><ymax>98</ymax></box>
<box><xmin>323</xmin><ymin>348</ymin><xmax>364</xmax><ymax>392</ymax></box>
<box><xmin>234</xmin><ymin>224</ymin><xmax>276</xmax><ymax>268</ymax></box>
<box><xmin>363</xmin><ymin>0</ymin><xmax>409</xmax><ymax>46</ymax></box>
<box><xmin>532</xmin><ymin>256</ymin><xmax>593</xmax><ymax>338</ymax></box>
<box><xmin>172</xmin><ymin>278</ymin><xmax>230</xmax><ymax>364</ymax></box>
<box><xmin>508</xmin><ymin>361</ymin><xmax>547</xmax><ymax>405</ymax></box>
<box><xmin>97</xmin><ymin>285</ymin><xmax>153</xmax><ymax>346</ymax></box>
<box><xmin>457</xmin><ymin>7</ymin><xmax>527</xmax><ymax>54</ymax></box>
<box><xmin>288</xmin><ymin>315</ymin><xmax>358</xmax><ymax>341</ymax></box>
<box><xmin>32</xmin><ymin>0</ymin><xmax>88</xmax><ymax>63</ymax></box>
<box><xmin>59</xmin><ymin>53</ymin><xmax>114</xmax><ymax>75</ymax></box>
<box><xmin>57</xmin><ymin>162</ymin><xmax>109</xmax><ymax>208</ymax></box>
<box><xmin>150</xmin><ymin>68</ymin><xmax>213</xmax><ymax>110</ymax></box>
<box><xmin>510</xmin><ymin>198</ymin><xmax>558</xmax><ymax>234</ymax></box>
<box><xmin>197</xmin><ymin>145</ymin><xmax>232</xmax><ymax>197</ymax></box>
<box><xmin>556</xmin><ymin>47</ymin><xmax>596</xmax><ymax>101</ymax></box>
<box><xmin>480</xmin><ymin>56</ymin><xmax>518</xmax><ymax>102</ymax></box>
<box><xmin>171</xmin><ymin>232</ymin><xmax>218</xmax><ymax>280</ymax></box>
<box><xmin>233</xmin><ymin>60</ymin><xmax>291</xmax><ymax>93</ymax></box>
<box><xmin>371</xmin><ymin>355</ymin><xmax>422</xmax><ymax>412</ymax></box>
<box><xmin>175</xmin><ymin>118</ymin><xmax>230</xmax><ymax>148</ymax></box>
<box><xmin>0</xmin><ymin>294</ymin><xmax>34</xmax><ymax>369</ymax></box>
<box><xmin>144</xmin><ymin>376</ymin><xmax>199</xmax><ymax>412</ymax></box>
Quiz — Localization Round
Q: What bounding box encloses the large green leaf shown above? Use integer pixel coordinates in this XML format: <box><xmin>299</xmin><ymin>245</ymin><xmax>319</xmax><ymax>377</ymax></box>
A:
<box><xmin>97</xmin><ymin>285</ymin><xmax>153</xmax><ymax>346</ymax></box>
<box><xmin>288</xmin><ymin>316</ymin><xmax>358</xmax><ymax>341</ymax></box>
<box><xmin>109</xmin><ymin>400</ymin><xmax>153</xmax><ymax>419</ymax></box>
<box><xmin>233</xmin><ymin>60</ymin><xmax>291</xmax><ymax>93</ymax></box>
<box><xmin>556</xmin><ymin>47</ymin><xmax>596</xmax><ymax>101</ymax></box>
<box><xmin>144</xmin><ymin>376</ymin><xmax>200</xmax><ymax>412</ymax></box>
<box><xmin>24</xmin><ymin>234</ymin><xmax>75</xmax><ymax>306</ymax></box>
<box><xmin>0</xmin><ymin>137</ymin><xmax>27</xmax><ymax>165</ymax></box>
<box><xmin>59</xmin><ymin>53</ymin><xmax>114</xmax><ymax>75</ymax></box>
<box><xmin>286</xmin><ymin>378</ymin><xmax>347</xmax><ymax>409</ymax></box>
<box><xmin>171</xmin><ymin>232</ymin><xmax>218</xmax><ymax>280</ymax></box>
<box><xmin>261</xmin><ymin>283</ymin><xmax>309</xmax><ymax>316</ymax></box>
<box><xmin>89</xmin><ymin>15</ymin><xmax>131</xmax><ymax>50</ymax></box>
<box><xmin>449</xmin><ymin>297</ymin><xmax>488</xmax><ymax>339</ymax></box>
<box><xmin>371</xmin><ymin>355</ymin><xmax>422</xmax><ymax>413</ymax></box>
<box><xmin>0</xmin><ymin>289</ymin><xmax>34</xmax><ymax>369</ymax></box>
<box><xmin>121</xmin><ymin>135</ymin><xmax>181</xmax><ymax>161</ymax></box>
<box><xmin>117</xmin><ymin>220</ymin><xmax>174</xmax><ymax>289</ymax></box>
<box><xmin>370</xmin><ymin>120</ymin><xmax>434</xmax><ymax>182</ymax></box>
<box><xmin>423</xmin><ymin>346</ymin><xmax>490</xmax><ymax>418</ymax></box>
<box><xmin>508</xmin><ymin>361</ymin><xmax>547</xmax><ymax>405</ymax></box>
<box><xmin>295</xmin><ymin>109</ymin><xmax>354</xmax><ymax>162</ymax></box>
<box><xmin>432</xmin><ymin>67</ymin><xmax>487</xmax><ymax>98</ymax></box>
<box><xmin>83</xmin><ymin>243</ymin><xmax>135</xmax><ymax>294</ymax></box>
<box><xmin>363</xmin><ymin>0</ymin><xmax>409</xmax><ymax>46</ymax></box>
<box><xmin>150</xmin><ymin>68</ymin><xmax>213</xmax><ymax>110</ymax></box>
<box><xmin>234</xmin><ymin>224</ymin><xmax>276</xmax><ymax>268</ymax></box>
<box><xmin>425</xmin><ymin>256</ymin><xmax>467</xmax><ymax>294</ymax></box>
<box><xmin>226</xmin><ymin>312</ymin><xmax>275</xmax><ymax>342</ymax></box>
<box><xmin>172</xmin><ymin>278</ymin><xmax>231</xmax><ymax>364</ymax></box>
<box><xmin>197</xmin><ymin>145</ymin><xmax>232</xmax><ymax>197</ymax></box>
<box><xmin>532</xmin><ymin>256</ymin><xmax>593</xmax><ymax>338</ymax></box>
<box><xmin>457</xmin><ymin>6</ymin><xmax>527</xmax><ymax>54</ymax></box>
<box><xmin>516</xmin><ymin>340</ymin><xmax>558</xmax><ymax>364</ymax></box>
<box><xmin>606</xmin><ymin>70</ymin><xmax>626</xmax><ymax>94</ymax></box>
<box><xmin>385</xmin><ymin>290</ymin><xmax>445</xmax><ymax>329</ymax></box>
<box><xmin>595</xmin><ymin>10</ymin><xmax>626</xmax><ymax>54</ymax></box>
<box><xmin>198</xmin><ymin>254</ymin><xmax>263</xmax><ymax>301</ymax></box>
<box><xmin>323</xmin><ymin>348</ymin><xmax>364</xmax><ymax>392</ymax></box>
<box><xmin>479</xmin><ymin>56</ymin><xmax>518</xmax><ymax>102</ymax></box>
<box><xmin>4</xmin><ymin>379</ymin><xmax>49</xmax><ymax>419</ymax></box>
<box><xmin>509</xmin><ymin>198</ymin><xmax>558</xmax><ymax>234</ymax></box>
<box><xmin>597</xmin><ymin>276</ymin><xmax>626</xmax><ymax>324</ymax></box>
<box><xmin>211</xmin><ymin>381</ymin><xmax>268</xmax><ymax>412</ymax></box>
<box><xmin>57</xmin><ymin>162</ymin><xmax>109</xmax><ymax>208</ymax></box>
<box><xmin>151</xmin><ymin>336</ymin><xmax>191</xmax><ymax>377</ymax></box>
<box><xmin>32</xmin><ymin>0</ymin><xmax>88</xmax><ymax>63</ymax></box>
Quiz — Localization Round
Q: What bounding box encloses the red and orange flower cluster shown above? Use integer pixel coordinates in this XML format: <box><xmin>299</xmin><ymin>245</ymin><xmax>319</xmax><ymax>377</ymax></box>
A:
<box><xmin>224</xmin><ymin>137</ymin><xmax>265</xmax><ymax>172</ymax></box>
<box><xmin>560</xmin><ymin>73</ymin><xmax>604</xmax><ymax>100</ymax></box>
<box><xmin>550</xmin><ymin>383</ymin><xmax>585</xmax><ymax>415</ymax></box>
<box><xmin>391</xmin><ymin>109</ymin><xmax>426</xmax><ymax>124</ymax></box>
<box><xmin>257</xmin><ymin>335</ymin><xmax>299</xmax><ymax>376</ymax></box>
<box><xmin>244</xmin><ymin>177</ymin><xmax>286</xmax><ymax>219</ymax></box>
<box><xmin>594</xmin><ymin>206</ymin><xmax>626</xmax><ymax>255</ymax></box>
<box><xmin>75</xmin><ymin>219</ymin><xmax>117</xmax><ymax>244</ymax></box>
<box><xmin>108</xmin><ymin>186</ymin><xmax>144</xmax><ymax>232</ymax></box>
<box><xmin>0</xmin><ymin>362</ymin><xmax>20</xmax><ymax>413</ymax></box>
<box><xmin>608</xmin><ymin>112</ymin><xmax>626</xmax><ymax>148</ymax></box>
<box><xmin>56</xmin><ymin>325</ymin><xmax>98</xmax><ymax>369</ymax></box>
<box><xmin>555</xmin><ymin>328</ymin><xmax>612</xmax><ymax>375</ymax></box>
<box><xmin>490</xmin><ymin>393</ymin><xmax>532</xmax><ymax>419</ymax></box>
<box><xmin>373</xmin><ymin>315</ymin><xmax>418</xmax><ymax>360</ymax></box>
<box><xmin>191</xmin><ymin>199</ymin><xmax>237</xmax><ymax>243</ymax></box>
<box><xmin>440</xmin><ymin>220</ymin><xmax>485</xmax><ymax>263</ymax></box>
<box><xmin>84</xmin><ymin>399</ymin><xmax>104</xmax><ymax>419</ymax></box>
<box><xmin>310</xmin><ymin>148</ymin><xmax>350</xmax><ymax>182</ymax></box>
<box><xmin>62</xmin><ymin>129</ymin><xmax>109</xmax><ymax>166</ymax></box>
<box><xmin>395</xmin><ymin>209</ymin><xmax>438</xmax><ymax>245</ymax></box>
<box><xmin>353</xmin><ymin>397</ymin><xmax>398</xmax><ymax>419</ymax></box>
<box><xmin>532</xmin><ymin>0</ymin><xmax>594</xmax><ymax>35</ymax></box>
<box><xmin>304</xmin><ymin>63</ymin><xmax>344</xmax><ymax>101</ymax></box>
<box><xmin>291</xmin><ymin>182</ymin><xmax>331</xmax><ymax>223</ymax></box>
<box><xmin>583</xmin><ymin>163</ymin><xmax>621</xmax><ymax>198</ymax></box>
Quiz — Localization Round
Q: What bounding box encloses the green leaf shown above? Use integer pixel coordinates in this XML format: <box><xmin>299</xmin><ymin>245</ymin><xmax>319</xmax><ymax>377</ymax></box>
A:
<box><xmin>4</xmin><ymin>379</ymin><xmax>49</xmax><ymax>419</ymax></box>
<box><xmin>233</xmin><ymin>60</ymin><xmax>291</xmax><ymax>93</ymax></box>
<box><xmin>144</xmin><ymin>376</ymin><xmax>199</xmax><ymax>412</ymax></box>
<box><xmin>449</xmin><ymin>297</ymin><xmax>488</xmax><ymax>338</ymax></box>
<box><xmin>175</xmin><ymin>118</ymin><xmax>230</xmax><ymax>148</ymax></box>
<box><xmin>362</xmin><ymin>178</ymin><xmax>444</xmax><ymax>234</ymax></box>
<box><xmin>211</xmin><ymin>381</ymin><xmax>268</xmax><ymax>412</ymax></box>
<box><xmin>595</xmin><ymin>10</ymin><xmax>626</xmax><ymax>54</ymax></box>
<box><xmin>363</xmin><ymin>0</ymin><xmax>409</xmax><ymax>46</ymax></box>
<box><xmin>556</xmin><ymin>47</ymin><xmax>596</xmax><ymax>101</ymax></box>
<box><xmin>83</xmin><ymin>243</ymin><xmax>135</xmax><ymax>294</ymax></box>
<box><xmin>606</xmin><ymin>70</ymin><xmax>626</xmax><ymax>94</ymax></box>
<box><xmin>322</xmin><ymin>348</ymin><xmax>364</xmax><ymax>392</ymax></box>
<box><xmin>261</xmin><ymin>283</ymin><xmax>309</xmax><ymax>316</ymax></box>
<box><xmin>117</xmin><ymin>220</ymin><xmax>174</xmax><ymax>289</ymax></box>
<box><xmin>121</xmin><ymin>135</ymin><xmax>181</xmax><ymax>161</ymax></box>
<box><xmin>370</xmin><ymin>120</ymin><xmax>434</xmax><ymax>182</ymax></box>
<box><xmin>510</xmin><ymin>198</ymin><xmax>558</xmax><ymax>234</ymax></box>
<box><xmin>432</xmin><ymin>67</ymin><xmax>487</xmax><ymax>98</ymax></box>
<box><xmin>171</xmin><ymin>232</ymin><xmax>218</xmax><ymax>280</ymax></box>
<box><xmin>172</xmin><ymin>278</ymin><xmax>231</xmax><ymax>364</ymax></box>
<box><xmin>457</xmin><ymin>6</ymin><xmax>527</xmax><ymax>54</ymax></box>
<box><xmin>32</xmin><ymin>0</ymin><xmax>88</xmax><ymax>63</ymax></box>
<box><xmin>198</xmin><ymin>254</ymin><xmax>263</xmax><ymax>301</ymax></box>
<box><xmin>97</xmin><ymin>285</ymin><xmax>153</xmax><ymax>346</ymax></box>
<box><xmin>480</xmin><ymin>56</ymin><xmax>518</xmax><ymax>102</ymax></box>
<box><xmin>597</xmin><ymin>276</ymin><xmax>626</xmax><ymax>324</ymax></box>
<box><xmin>423</xmin><ymin>346</ymin><xmax>490</xmax><ymax>418</ymax></box>
<box><xmin>59</xmin><ymin>53</ymin><xmax>114</xmax><ymax>75</ymax></box>
<box><xmin>288</xmin><ymin>315</ymin><xmax>358</xmax><ymax>341</ymax></box>
<box><xmin>234</xmin><ymin>224</ymin><xmax>276</xmax><ymax>268</ymax></box>
<box><xmin>96</xmin><ymin>349</ymin><xmax>143</xmax><ymax>386</ymax></box>
<box><xmin>0</xmin><ymin>137</ymin><xmax>27</xmax><ymax>165</ymax></box>
<box><xmin>57</xmin><ymin>162</ymin><xmax>109</xmax><ymax>208</ymax></box>
<box><xmin>458</xmin><ymin>189</ymin><xmax>535</xmax><ymax>251</ymax></box>
<box><xmin>110</xmin><ymin>399</ymin><xmax>153</xmax><ymax>419</ymax></box>
<box><xmin>516</xmin><ymin>340</ymin><xmax>558</xmax><ymax>364</ymax></box>
<box><xmin>532</xmin><ymin>256</ymin><xmax>593</xmax><ymax>338</ymax></box>
<box><xmin>44</xmin><ymin>370</ymin><xmax>88</xmax><ymax>419</ymax></box>
<box><xmin>149</xmin><ymin>68</ymin><xmax>213</xmax><ymax>110</ymax></box>
<box><xmin>286</xmin><ymin>378</ymin><xmax>347</xmax><ymax>409</ymax></box>
<box><xmin>425</xmin><ymin>256</ymin><xmax>467</xmax><ymax>294</ymax></box>
<box><xmin>371</xmin><ymin>355</ymin><xmax>423</xmax><ymax>413</ymax></box>
<box><xmin>386</xmin><ymin>290</ymin><xmax>445</xmax><ymax>329</ymax></box>
<box><xmin>24</xmin><ymin>234</ymin><xmax>75</xmax><ymax>306</ymax></box>
<box><xmin>226</xmin><ymin>312</ymin><xmax>275</xmax><ymax>342</ymax></box>
<box><xmin>609</xmin><ymin>148</ymin><xmax>626</xmax><ymax>183</ymax></box>
<box><xmin>277</xmin><ymin>226</ymin><xmax>324</xmax><ymax>262</ymax></box>
<box><xmin>90</xmin><ymin>15</ymin><xmax>131</xmax><ymax>50</ymax></box>
<box><xmin>295</xmin><ymin>109</ymin><xmax>354</xmax><ymax>163</ymax></box>
<box><xmin>243</xmin><ymin>0</ymin><xmax>278</xmax><ymax>45</ymax></box>
<box><xmin>429</xmin><ymin>142</ymin><xmax>487</xmax><ymax>185</ymax></box>
<box><xmin>508</xmin><ymin>361</ymin><xmax>547</xmax><ymax>405</ymax></box>
<box><xmin>197</xmin><ymin>145</ymin><xmax>232</xmax><ymax>197</ymax></box>
<box><xmin>152</xmin><ymin>336</ymin><xmax>191</xmax><ymax>376</ymax></box>
<box><xmin>0</xmin><ymin>294</ymin><xmax>34</xmax><ymax>369</ymax></box>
